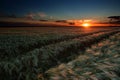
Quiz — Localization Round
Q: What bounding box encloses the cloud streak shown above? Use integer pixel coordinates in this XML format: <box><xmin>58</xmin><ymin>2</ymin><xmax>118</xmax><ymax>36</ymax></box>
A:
<box><xmin>25</xmin><ymin>12</ymin><xmax>48</xmax><ymax>20</ymax></box>
<box><xmin>37</xmin><ymin>12</ymin><xmax>47</xmax><ymax>18</ymax></box>
<box><xmin>25</xmin><ymin>12</ymin><xmax>36</xmax><ymax>19</ymax></box>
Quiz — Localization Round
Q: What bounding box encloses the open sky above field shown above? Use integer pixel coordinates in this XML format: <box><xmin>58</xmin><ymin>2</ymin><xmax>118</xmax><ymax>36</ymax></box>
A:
<box><xmin>0</xmin><ymin>0</ymin><xmax>120</xmax><ymax>20</ymax></box>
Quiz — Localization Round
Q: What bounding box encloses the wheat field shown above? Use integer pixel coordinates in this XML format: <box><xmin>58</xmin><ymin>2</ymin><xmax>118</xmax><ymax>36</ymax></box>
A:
<box><xmin>0</xmin><ymin>27</ymin><xmax>120</xmax><ymax>80</ymax></box>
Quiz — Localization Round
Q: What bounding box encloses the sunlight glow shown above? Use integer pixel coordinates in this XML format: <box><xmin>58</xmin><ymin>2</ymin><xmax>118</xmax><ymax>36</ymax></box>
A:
<box><xmin>82</xmin><ymin>23</ymin><xmax>90</xmax><ymax>28</ymax></box>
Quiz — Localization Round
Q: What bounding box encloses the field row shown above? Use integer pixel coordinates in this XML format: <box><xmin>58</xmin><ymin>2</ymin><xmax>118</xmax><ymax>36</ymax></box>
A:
<box><xmin>45</xmin><ymin>32</ymin><xmax>120</xmax><ymax>80</ymax></box>
<box><xmin>0</xmin><ymin>30</ymin><xmax>110</xmax><ymax>60</ymax></box>
<box><xmin>0</xmin><ymin>30</ymin><xmax>119</xmax><ymax>80</ymax></box>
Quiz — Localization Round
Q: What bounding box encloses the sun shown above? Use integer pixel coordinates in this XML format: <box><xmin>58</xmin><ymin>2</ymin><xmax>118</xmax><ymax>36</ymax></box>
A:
<box><xmin>82</xmin><ymin>23</ymin><xmax>90</xmax><ymax>28</ymax></box>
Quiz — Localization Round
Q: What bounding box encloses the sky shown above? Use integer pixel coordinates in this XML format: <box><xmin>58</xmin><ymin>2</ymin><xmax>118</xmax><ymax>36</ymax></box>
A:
<box><xmin>0</xmin><ymin>0</ymin><xmax>120</xmax><ymax>21</ymax></box>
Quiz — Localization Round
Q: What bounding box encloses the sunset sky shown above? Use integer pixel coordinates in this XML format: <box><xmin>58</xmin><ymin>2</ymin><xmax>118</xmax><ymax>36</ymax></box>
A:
<box><xmin>0</xmin><ymin>0</ymin><xmax>120</xmax><ymax>22</ymax></box>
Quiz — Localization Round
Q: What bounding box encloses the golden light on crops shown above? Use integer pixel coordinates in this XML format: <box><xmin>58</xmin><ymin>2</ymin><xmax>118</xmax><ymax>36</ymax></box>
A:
<box><xmin>82</xmin><ymin>23</ymin><xmax>90</xmax><ymax>28</ymax></box>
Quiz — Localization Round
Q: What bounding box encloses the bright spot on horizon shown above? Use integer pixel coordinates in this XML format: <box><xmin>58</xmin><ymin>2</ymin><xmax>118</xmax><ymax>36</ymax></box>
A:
<box><xmin>82</xmin><ymin>23</ymin><xmax>90</xmax><ymax>28</ymax></box>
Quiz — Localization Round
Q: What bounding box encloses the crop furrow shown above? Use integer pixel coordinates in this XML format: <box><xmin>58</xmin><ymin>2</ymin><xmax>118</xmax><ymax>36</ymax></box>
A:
<box><xmin>44</xmin><ymin>32</ymin><xmax>120</xmax><ymax>80</ymax></box>
<box><xmin>0</xmin><ymin>30</ymin><xmax>119</xmax><ymax>80</ymax></box>
<box><xmin>0</xmin><ymin>30</ymin><xmax>110</xmax><ymax>60</ymax></box>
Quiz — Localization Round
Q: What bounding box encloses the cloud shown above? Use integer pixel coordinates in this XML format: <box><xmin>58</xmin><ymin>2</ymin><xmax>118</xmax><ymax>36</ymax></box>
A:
<box><xmin>37</xmin><ymin>12</ymin><xmax>47</xmax><ymax>18</ymax></box>
<box><xmin>25</xmin><ymin>12</ymin><xmax>36</xmax><ymax>19</ymax></box>
<box><xmin>0</xmin><ymin>13</ymin><xmax>16</xmax><ymax>18</ymax></box>
<box><xmin>25</xmin><ymin>12</ymin><xmax>49</xmax><ymax>20</ymax></box>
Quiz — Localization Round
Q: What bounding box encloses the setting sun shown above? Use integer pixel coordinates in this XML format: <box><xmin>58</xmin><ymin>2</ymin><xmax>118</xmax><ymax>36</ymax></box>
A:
<box><xmin>82</xmin><ymin>23</ymin><xmax>90</xmax><ymax>27</ymax></box>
